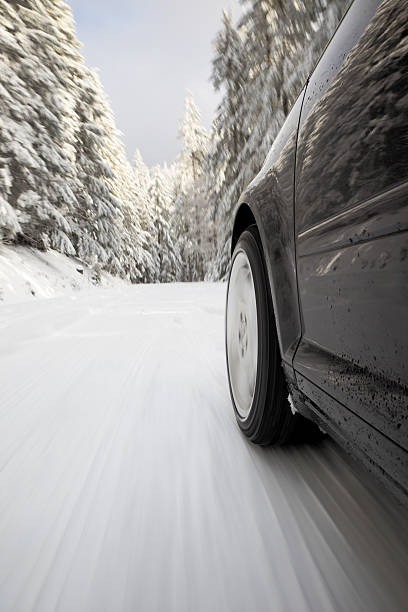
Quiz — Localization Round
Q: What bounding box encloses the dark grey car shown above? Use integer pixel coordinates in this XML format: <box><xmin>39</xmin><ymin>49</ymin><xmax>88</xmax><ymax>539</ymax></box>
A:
<box><xmin>225</xmin><ymin>0</ymin><xmax>408</xmax><ymax>500</ymax></box>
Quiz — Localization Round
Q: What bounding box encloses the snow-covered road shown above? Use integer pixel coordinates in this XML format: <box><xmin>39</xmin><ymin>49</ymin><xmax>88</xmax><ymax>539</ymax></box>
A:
<box><xmin>0</xmin><ymin>283</ymin><xmax>407</xmax><ymax>612</ymax></box>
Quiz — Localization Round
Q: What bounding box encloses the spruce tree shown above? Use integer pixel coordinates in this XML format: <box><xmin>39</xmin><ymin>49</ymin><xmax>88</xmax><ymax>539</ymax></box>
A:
<box><xmin>0</xmin><ymin>0</ymin><xmax>155</xmax><ymax>283</ymax></box>
<box><xmin>133</xmin><ymin>149</ymin><xmax>157</xmax><ymax>282</ymax></box>
<box><xmin>207</xmin><ymin>0</ymin><xmax>347</xmax><ymax>278</ymax></box>
<box><xmin>206</xmin><ymin>11</ymin><xmax>249</xmax><ymax>278</ymax></box>
<box><xmin>148</xmin><ymin>166</ymin><xmax>178</xmax><ymax>283</ymax></box>
<box><xmin>172</xmin><ymin>92</ymin><xmax>209</xmax><ymax>281</ymax></box>
<box><xmin>0</xmin><ymin>0</ymin><xmax>78</xmax><ymax>253</ymax></box>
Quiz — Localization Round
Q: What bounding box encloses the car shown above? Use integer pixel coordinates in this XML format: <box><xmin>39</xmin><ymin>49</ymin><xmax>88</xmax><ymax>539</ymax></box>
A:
<box><xmin>225</xmin><ymin>0</ymin><xmax>408</xmax><ymax>501</ymax></box>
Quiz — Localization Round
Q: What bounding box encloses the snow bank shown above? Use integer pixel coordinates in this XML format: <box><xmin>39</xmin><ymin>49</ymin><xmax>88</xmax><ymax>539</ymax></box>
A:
<box><xmin>0</xmin><ymin>245</ymin><xmax>127</xmax><ymax>304</ymax></box>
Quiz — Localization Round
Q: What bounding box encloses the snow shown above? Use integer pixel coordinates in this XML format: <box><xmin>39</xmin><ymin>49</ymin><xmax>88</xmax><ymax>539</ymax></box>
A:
<box><xmin>0</xmin><ymin>245</ymin><xmax>126</xmax><ymax>304</ymax></box>
<box><xmin>0</xmin><ymin>281</ymin><xmax>407</xmax><ymax>612</ymax></box>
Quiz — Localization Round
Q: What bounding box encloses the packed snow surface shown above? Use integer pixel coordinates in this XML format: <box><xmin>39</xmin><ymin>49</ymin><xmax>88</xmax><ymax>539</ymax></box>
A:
<box><xmin>0</xmin><ymin>283</ymin><xmax>407</xmax><ymax>612</ymax></box>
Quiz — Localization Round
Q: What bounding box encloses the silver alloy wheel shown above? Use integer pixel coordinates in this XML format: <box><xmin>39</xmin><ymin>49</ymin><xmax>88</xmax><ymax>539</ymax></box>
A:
<box><xmin>226</xmin><ymin>249</ymin><xmax>258</xmax><ymax>419</ymax></box>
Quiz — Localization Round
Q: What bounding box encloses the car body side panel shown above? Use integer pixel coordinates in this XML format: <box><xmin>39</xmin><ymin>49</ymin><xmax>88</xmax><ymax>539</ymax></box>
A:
<box><xmin>294</xmin><ymin>0</ymin><xmax>408</xmax><ymax>448</ymax></box>
<box><xmin>295</xmin><ymin>185</ymin><xmax>408</xmax><ymax>449</ymax></box>
<box><xmin>234</xmin><ymin>91</ymin><xmax>305</xmax><ymax>365</ymax></box>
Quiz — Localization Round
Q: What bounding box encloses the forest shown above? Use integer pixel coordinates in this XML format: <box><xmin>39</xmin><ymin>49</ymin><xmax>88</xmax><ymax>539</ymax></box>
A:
<box><xmin>0</xmin><ymin>0</ymin><xmax>346</xmax><ymax>283</ymax></box>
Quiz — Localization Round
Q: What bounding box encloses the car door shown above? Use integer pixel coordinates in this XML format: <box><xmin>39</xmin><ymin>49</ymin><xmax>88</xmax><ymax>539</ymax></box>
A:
<box><xmin>293</xmin><ymin>0</ymin><xmax>408</xmax><ymax>450</ymax></box>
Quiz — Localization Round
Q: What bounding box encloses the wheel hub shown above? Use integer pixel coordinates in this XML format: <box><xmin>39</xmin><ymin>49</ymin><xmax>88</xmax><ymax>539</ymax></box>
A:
<box><xmin>226</xmin><ymin>250</ymin><xmax>258</xmax><ymax>419</ymax></box>
<box><xmin>238</xmin><ymin>312</ymin><xmax>248</xmax><ymax>357</ymax></box>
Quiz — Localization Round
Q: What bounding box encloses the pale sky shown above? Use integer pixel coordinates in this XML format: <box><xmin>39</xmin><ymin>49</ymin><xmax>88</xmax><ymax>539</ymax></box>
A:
<box><xmin>68</xmin><ymin>0</ymin><xmax>242</xmax><ymax>167</ymax></box>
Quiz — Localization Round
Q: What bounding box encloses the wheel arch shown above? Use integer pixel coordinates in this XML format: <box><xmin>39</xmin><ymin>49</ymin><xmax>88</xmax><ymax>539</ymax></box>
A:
<box><xmin>231</xmin><ymin>203</ymin><xmax>257</xmax><ymax>257</ymax></box>
<box><xmin>231</xmin><ymin>198</ymin><xmax>301</xmax><ymax>366</ymax></box>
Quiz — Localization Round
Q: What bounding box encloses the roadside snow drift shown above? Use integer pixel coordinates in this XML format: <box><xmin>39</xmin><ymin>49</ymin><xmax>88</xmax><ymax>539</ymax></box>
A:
<box><xmin>0</xmin><ymin>245</ymin><xmax>126</xmax><ymax>304</ymax></box>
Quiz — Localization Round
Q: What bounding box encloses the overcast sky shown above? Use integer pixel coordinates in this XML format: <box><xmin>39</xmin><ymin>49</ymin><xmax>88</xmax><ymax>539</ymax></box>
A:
<box><xmin>68</xmin><ymin>0</ymin><xmax>242</xmax><ymax>167</ymax></box>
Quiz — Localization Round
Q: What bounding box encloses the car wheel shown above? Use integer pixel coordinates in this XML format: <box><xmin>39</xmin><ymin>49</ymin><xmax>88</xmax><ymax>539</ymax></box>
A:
<box><xmin>226</xmin><ymin>225</ymin><xmax>306</xmax><ymax>445</ymax></box>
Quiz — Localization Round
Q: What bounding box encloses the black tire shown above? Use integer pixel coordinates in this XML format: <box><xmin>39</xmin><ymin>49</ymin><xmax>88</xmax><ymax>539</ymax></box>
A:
<box><xmin>226</xmin><ymin>225</ymin><xmax>306</xmax><ymax>445</ymax></box>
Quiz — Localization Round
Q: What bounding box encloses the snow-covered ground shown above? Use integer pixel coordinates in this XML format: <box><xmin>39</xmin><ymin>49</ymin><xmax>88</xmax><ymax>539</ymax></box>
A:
<box><xmin>0</xmin><ymin>245</ymin><xmax>127</xmax><ymax>304</ymax></box>
<box><xmin>0</xmin><ymin>282</ymin><xmax>407</xmax><ymax>612</ymax></box>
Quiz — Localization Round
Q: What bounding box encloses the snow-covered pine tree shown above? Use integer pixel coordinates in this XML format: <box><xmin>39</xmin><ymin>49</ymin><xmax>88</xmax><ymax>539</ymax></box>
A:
<box><xmin>133</xmin><ymin>149</ymin><xmax>157</xmax><ymax>282</ymax></box>
<box><xmin>66</xmin><ymin>27</ymin><xmax>156</xmax><ymax>280</ymax></box>
<box><xmin>205</xmin><ymin>11</ymin><xmax>249</xmax><ymax>278</ymax></box>
<box><xmin>133</xmin><ymin>150</ymin><xmax>150</xmax><ymax>196</ymax></box>
<box><xmin>148</xmin><ymin>166</ymin><xmax>179</xmax><ymax>283</ymax></box>
<box><xmin>67</xmin><ymin>67</ymin><xmax>122</xmax><ymax>274</ymax></box>
<box><xmin>171</xmin><ymin>160</ymin><xmax>192</xmax><ymax>282</ymax></box>
<box><xmin>0</xmin><ymin>1</ymin><xmax>28</xmax><ymax>242</ymax></box>
<box><xmin>172</xmin><ymin>91</ymin><xmax>210</xmax><ymax>281</ymax></box>
<box><xmin>0</xmin><ymin>0</ymin><xmax>79</xmax><ymax>254</ymax></box>
<box><xmin>236</xmin><ymin>0</ymin><xmax>346</xmax><ymax>164</ymax></box>
<box><xmin>87</xmin><ymin>71</ymin><xmax>153</xmax><ymax>283</ymax></box>
<box><xmin>0</xmin><ymin>0</ymin><xmax>154</xmax><ymax>282</ymax></box>
<box><xmin>217</xmin><ymin>0</ymin><xmax>325</xmax><ymax>254</ymax></box>
<box><xmin>207</xmin><ymin>0</ymin><xmax>347</xmax><ymax>279</ymax></box>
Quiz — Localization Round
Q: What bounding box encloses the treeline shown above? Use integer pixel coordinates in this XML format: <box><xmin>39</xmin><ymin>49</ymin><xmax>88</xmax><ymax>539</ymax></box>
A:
<box><xmin>154</xmin><ymin>0</ymin><xmax>347</xmax><ymax>281</ymax></box>
<box><xmin>0</xmin><ymin>0</ymin><xmax>155</xmax><ymax>281</ymax></box>
<box><xmin>0</xmin><ymin>0</ymin><xmax>346</xmax><ymax>284</ymax></box>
